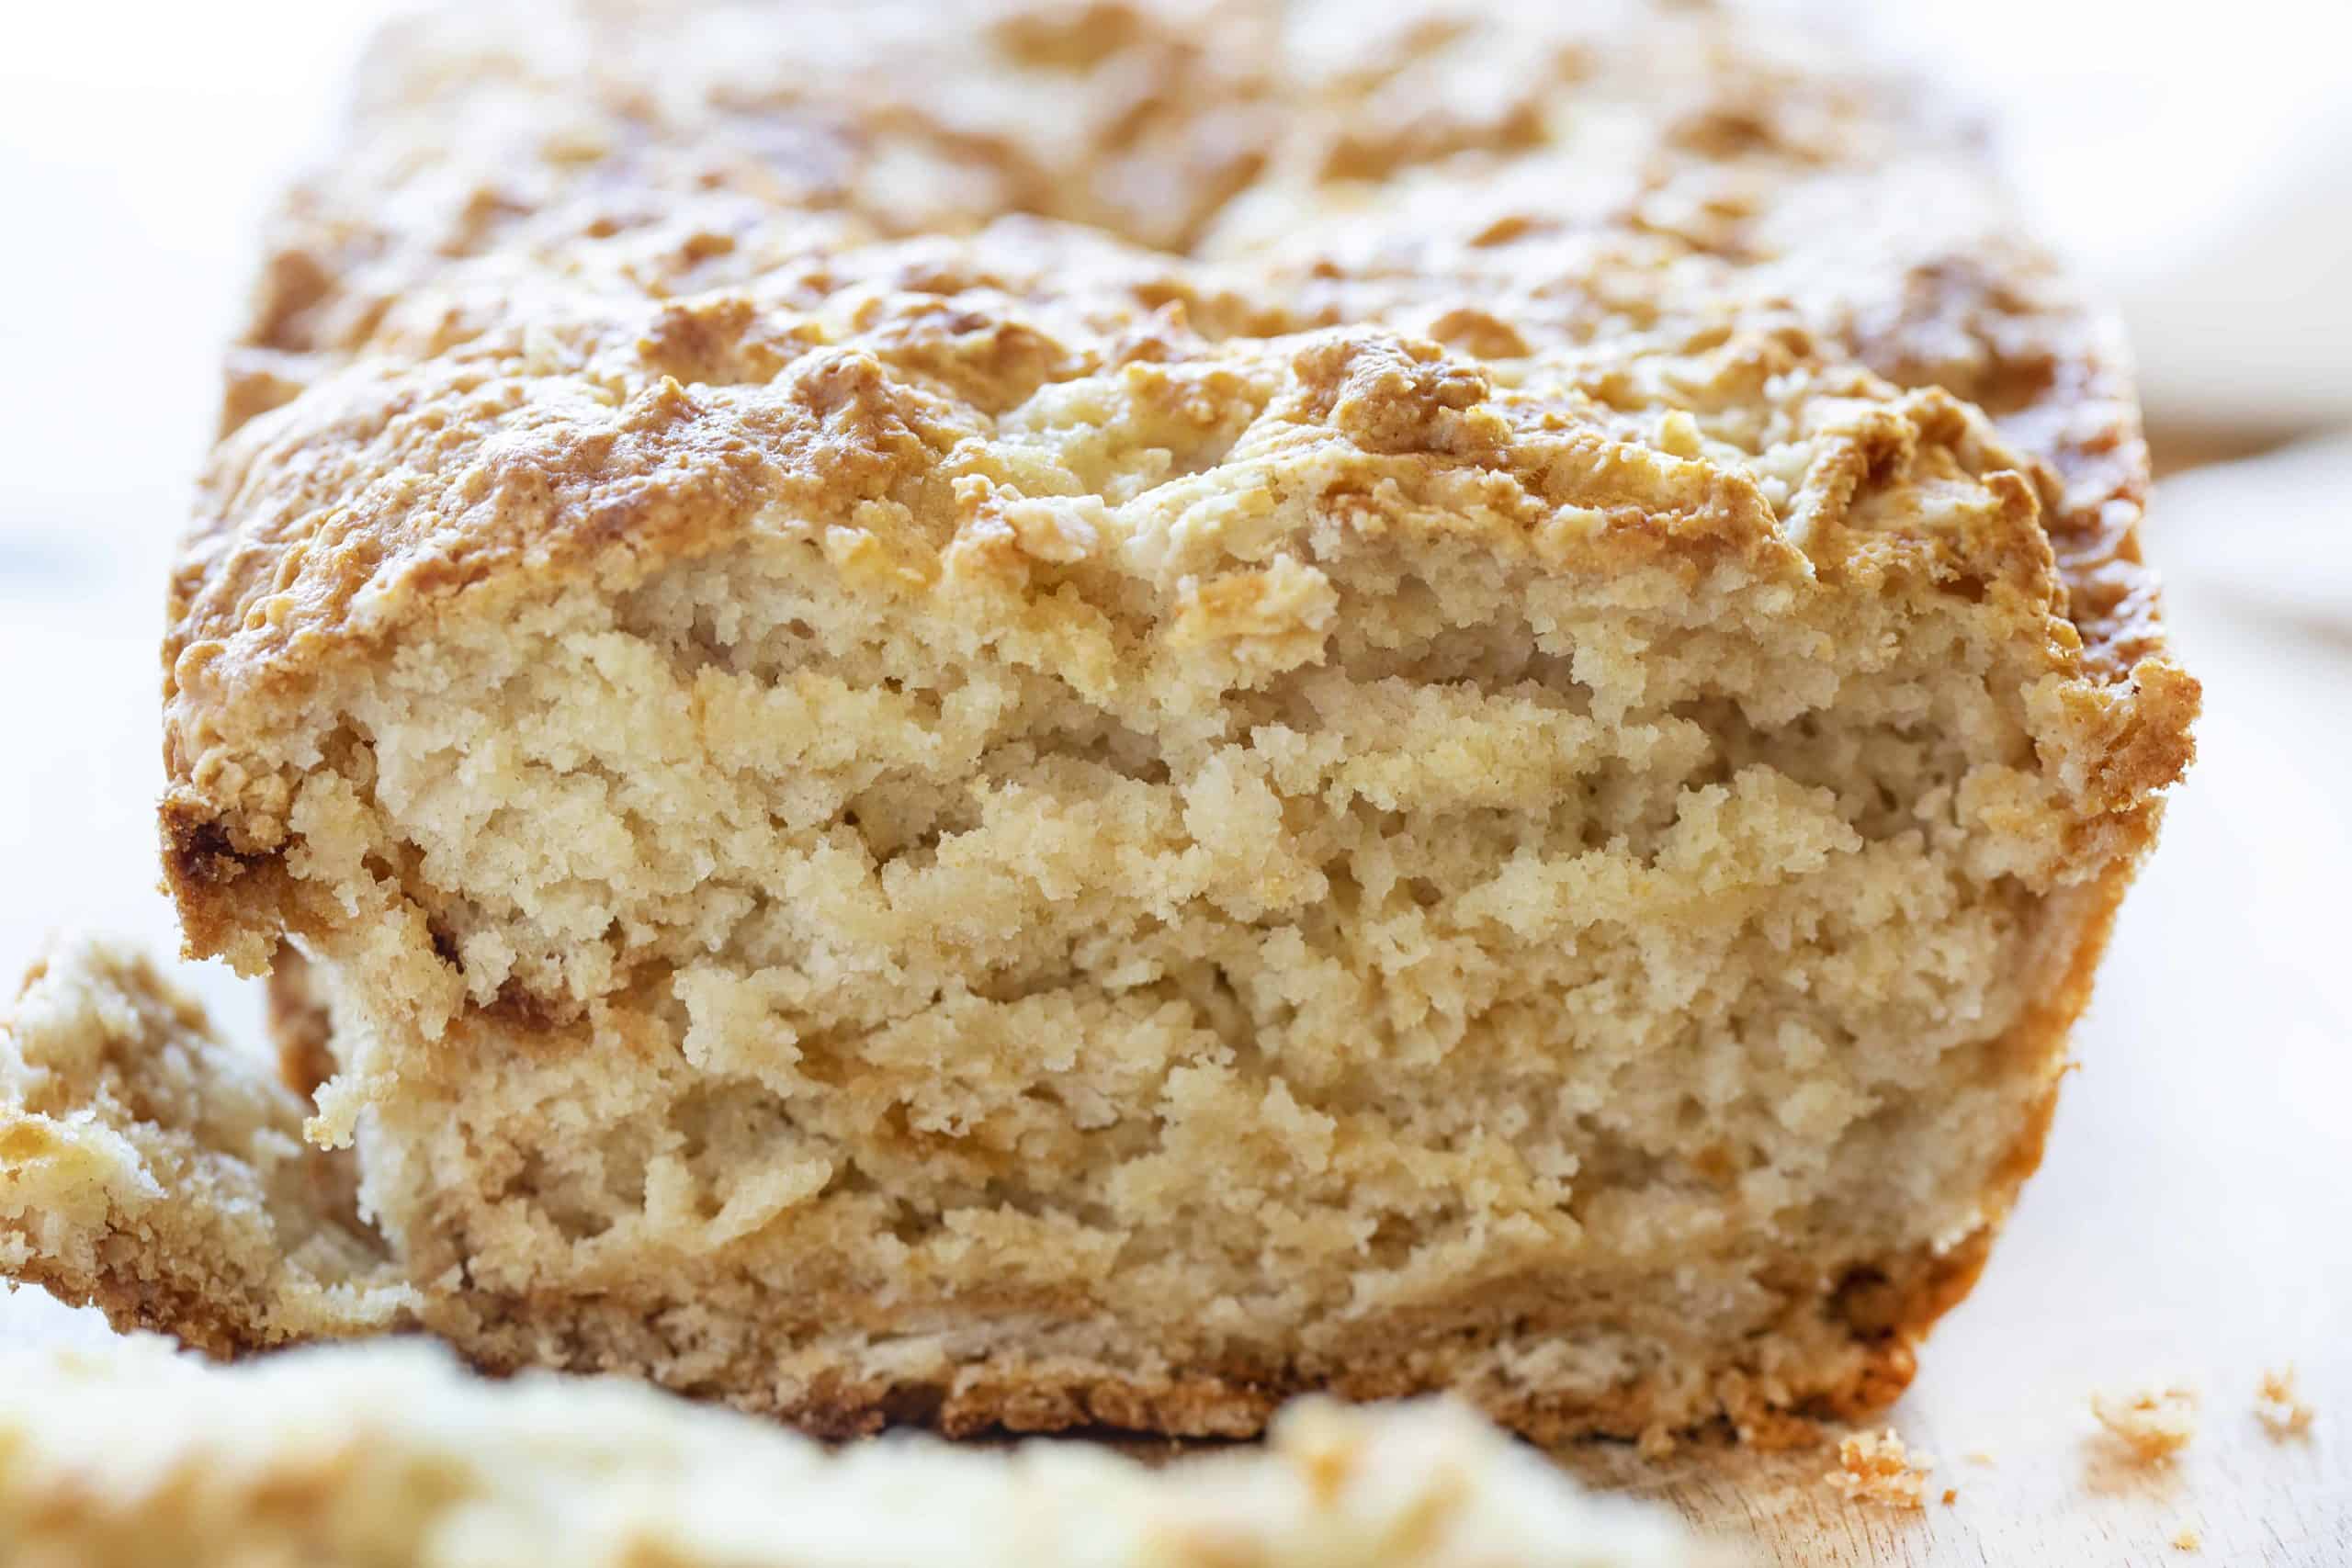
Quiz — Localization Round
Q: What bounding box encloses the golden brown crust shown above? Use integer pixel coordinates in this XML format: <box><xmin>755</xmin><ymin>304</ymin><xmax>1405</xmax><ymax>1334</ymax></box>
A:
<box><xmin>424</xmin><ymin>1228</ymin><xmax>1984</xmax><ymax>1447</ymax></box>
<box><xmin>220</xmin><ymin>0</ymin><xmax>1285</xmax><ymax>400</ymax></box>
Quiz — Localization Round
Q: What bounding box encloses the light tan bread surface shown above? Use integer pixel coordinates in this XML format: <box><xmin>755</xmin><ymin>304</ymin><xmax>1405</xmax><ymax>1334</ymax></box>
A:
<box><xmin>0</xmin><ymin>1336</ymin><xmax>1714</xmax><ymax>1568</ymax></box>
<box><xmin>0</xmin><ymin>937</ymin><xmax>407</xmax><ymax>1352</ymax></box>
<box><xmin>17</xmin><ymin>0</ymin><xmax>2198</xmax><ymax>1442</ymax></box>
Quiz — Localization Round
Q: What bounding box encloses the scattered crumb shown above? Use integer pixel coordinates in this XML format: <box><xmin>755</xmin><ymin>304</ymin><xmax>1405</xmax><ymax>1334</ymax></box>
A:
<box><xmin>1964</xmin><ymin>1449</ymin><xmax>1996</xmax><ymax>1468</ymax></box>
<box><xmin>1826</xmin><ymin>1427</ymin><xmax>1933</xmax><ymax>1508</ymax></box>
<box><xmin>2090</xmin><ymin>1383</ymin><xmax>2199</xmax><ymax>1462</ymax></box>
<box><xmin>2171</xmin><ymin>1524</ymin><xmax>2201</xmax><ymax>1552</ymax></box>
<box><xmin>2255</xmin><ymin>1366</ymin><xmax>2314</xmax><ymax>1438</ymax></box>
<box><xmin>1940</xmin><ymin>1487</ymin><xmax>1957</xmax><ymax>1506</ymax></box>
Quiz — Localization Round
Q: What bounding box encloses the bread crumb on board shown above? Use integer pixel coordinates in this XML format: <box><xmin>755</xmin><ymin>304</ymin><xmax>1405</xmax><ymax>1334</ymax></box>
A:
<box><xmin>2171</xmin><ymin>1524</ymin><xmax>2202</xmax><ymax>1552</ymax></box>
<box><xmin>1826</xmin><ymin>1428</ymin><xmax>1934</xmax><ymax>1507</ymax></box>
<box><xmin>1964</xmin><ymin>1449</ymin><xmax>1996</xmax><ymax>1467</ymax></box>
<box><xmin>2090</xmin><ymin>1383</ymin><xmax>2199</xmax><ymax>1462</ymax></box>
<box><xmin>2255</xmin><ymin>1366</ymin><xmax>2315</xmax><ymax>1438</ymax></box>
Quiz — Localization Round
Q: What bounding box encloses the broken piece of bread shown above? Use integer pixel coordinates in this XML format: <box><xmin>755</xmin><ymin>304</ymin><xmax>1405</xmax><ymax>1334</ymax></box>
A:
<box><xmin>2255</xmin><ymin>1367</ymin><xmax>2315</xmax><ymax>1439</ymax></box>
<box><xmin>0</xmin><ymin>936</ymin><xmax>407</xmax><ymax>1353</ymax></box>
<box><xmin>18</xmin><ymin>1</ymin><xmax>2199</xmax><ymax>1444</ymax></box>
<box><xmin>2089</xmin><ymin>1383</ymin><xmax>2200</xmax><ymax>1463</ymax></box>
<box><xmin>0</xmin><ymin>1337</ymin><xmax>1713</xmax><ymax>1568</ymax></box>
<box><xmin>1825</xmin><ymin>1427</ymin><xmax>1933</xmax><ymax>1508</ymax></box>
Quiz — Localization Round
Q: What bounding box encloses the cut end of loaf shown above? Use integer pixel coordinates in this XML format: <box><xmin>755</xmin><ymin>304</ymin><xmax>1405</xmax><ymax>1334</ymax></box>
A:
<box><xmin>105</xmin><ymin>0</ymin><xmax>2202</xmax><ymax>1443</ymax></box>
<box><xmin>150</xmin><ymin>342</ymin><xmax>2164</xmax><ymax>1435</ymax></box>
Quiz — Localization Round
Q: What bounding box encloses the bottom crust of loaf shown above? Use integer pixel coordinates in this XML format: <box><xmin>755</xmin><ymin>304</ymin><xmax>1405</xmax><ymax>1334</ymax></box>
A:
<box><xmin>423</xmin><ymin>1219</ymin><xmax>2001</xmax><ymax>1446</ymax></box>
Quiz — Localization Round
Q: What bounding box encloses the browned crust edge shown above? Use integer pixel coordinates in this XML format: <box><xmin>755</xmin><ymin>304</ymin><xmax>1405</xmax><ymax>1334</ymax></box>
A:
<box><xmin>2</xmin><ymin>1250</ymin><xmax>270</xmax><ymax>1363</ymax></box>
<box><xmin>158</xmin><ymin>797</ymin><xmax>296</xmax><ymax>977</ymax></box>
<box><xmin>420</xmin><ymin>1228</ymin><xmax>1993</xmax><ymax>1447</ymax></box>
<box><xmin>17</xmin><ymin>1222</ymin><xmax>1972</xmax><ymax>1448</ymax></box>
<box><xmin>152</xmin><ymin>6</ymin><xmax>2200</xmax><ymax>982</ymax></box>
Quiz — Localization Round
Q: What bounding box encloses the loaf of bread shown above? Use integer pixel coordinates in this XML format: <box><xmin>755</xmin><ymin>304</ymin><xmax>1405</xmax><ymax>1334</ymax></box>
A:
<box><xmin>0</xmin><ymin>1332</ymin><xmax>1711</xmax><ymax>1567</ymax></box>
<box><xmin>26</xmin><ymin>0</ymin><xmax>2200</xmax><ymax>1445</ymax></box>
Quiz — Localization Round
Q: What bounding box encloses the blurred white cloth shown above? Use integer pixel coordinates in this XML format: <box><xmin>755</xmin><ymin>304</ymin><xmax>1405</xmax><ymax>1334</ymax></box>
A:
<box><xmin>2154</xmin><ymin>433</ymin><xmax>2352</xmax><ymax>638</ymax></box>
<box><xmin>1870</xmin><ymin>0</ymin><xmax>2352</xmax><ymax>435</ymax></box>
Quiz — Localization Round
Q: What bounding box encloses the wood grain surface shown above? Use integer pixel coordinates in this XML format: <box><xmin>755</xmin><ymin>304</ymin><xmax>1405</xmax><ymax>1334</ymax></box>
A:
<box><xmin>0</xmin><ymin>6</ymin><xmax>2345</xmax><ymax>1564</ymax></box>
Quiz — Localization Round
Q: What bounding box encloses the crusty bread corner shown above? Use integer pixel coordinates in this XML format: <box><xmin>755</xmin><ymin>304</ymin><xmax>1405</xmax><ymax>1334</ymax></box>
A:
<box><xmin>0</xmin><ymin>936</ymin><xmax>411</xmax><ymax>1350</ymax></box>
<box><xmin>0</xmin><ymin>1337</ymin><xmax>1717</xmax><ymax>1568</ymax></box>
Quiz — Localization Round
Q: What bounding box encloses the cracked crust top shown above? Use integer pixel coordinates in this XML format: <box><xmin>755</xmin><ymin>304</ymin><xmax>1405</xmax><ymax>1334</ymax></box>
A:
<box><xmin>198</xmin><ymin>0</ymin><xmax>2190</xmax><ymax>652</ymax></box>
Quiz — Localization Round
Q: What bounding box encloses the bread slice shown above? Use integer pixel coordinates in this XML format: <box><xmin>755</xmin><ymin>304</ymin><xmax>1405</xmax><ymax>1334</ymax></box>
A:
<box><xmin>0</xmin><ymin>937</ymin><xmax>407</xmax><ymax>1351</ymax></box>
<box><xmin>0</xmin><ymin>1337</ymin><xmax>1711</xmax><ymax>1568</ymax></box>
<box><xmin>120</xmin><ymin>1</ymin><xmax>2201</xmax><ymax>1443</ymax></box>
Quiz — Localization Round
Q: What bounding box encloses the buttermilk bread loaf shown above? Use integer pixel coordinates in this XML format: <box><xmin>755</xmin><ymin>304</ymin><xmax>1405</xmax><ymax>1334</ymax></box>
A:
<box><xmin>0</xmin><ymin>1336</ymin><xmax>1713</xmax><ymax>1568</ymax></box>
<box><xmin>13</xmin><ymin>0</ymin><xmax>2199</xmax><ymax>1444</ymax></box>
